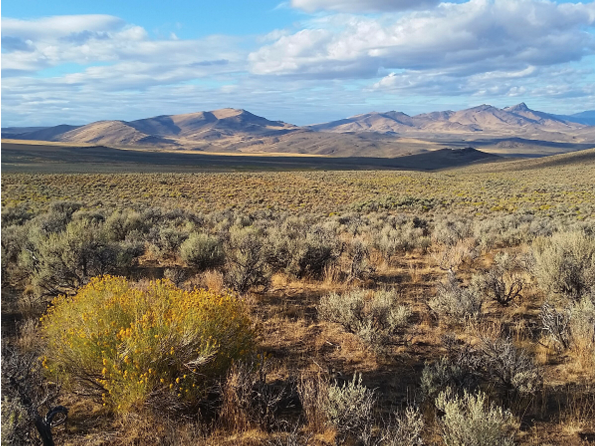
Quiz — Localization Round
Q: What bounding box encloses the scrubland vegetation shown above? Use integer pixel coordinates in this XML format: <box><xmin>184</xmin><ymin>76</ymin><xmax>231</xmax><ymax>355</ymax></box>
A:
<box><xmin>2</xmin><ymin>156</ymin><xmax>595</xmax><ymax>445</ymax></box>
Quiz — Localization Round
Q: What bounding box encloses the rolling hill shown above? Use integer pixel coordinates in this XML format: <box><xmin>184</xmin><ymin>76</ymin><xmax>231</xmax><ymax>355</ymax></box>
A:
<box><xmin>3</xmin><ymin>104</ymin><xmax>594</xmax><ymax>157</ymax></box>
<box><xmin>311</xmin><ymin>103</ymin><xmax>586</xmax><ymax>138</ymax></box>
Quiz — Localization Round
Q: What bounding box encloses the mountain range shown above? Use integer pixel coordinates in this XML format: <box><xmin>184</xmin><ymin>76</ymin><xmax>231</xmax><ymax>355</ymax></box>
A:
<box><xmin>3</xmin><ymin>104</ymin><xmax>595</xmax><ymax>158</ymax></box>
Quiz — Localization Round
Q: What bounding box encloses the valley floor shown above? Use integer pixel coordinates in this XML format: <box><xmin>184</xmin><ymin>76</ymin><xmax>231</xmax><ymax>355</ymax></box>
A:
<box><xmin>2</xmin><ymin>149</ymin><xmax>595</xmax><ymax>445</ymax></box>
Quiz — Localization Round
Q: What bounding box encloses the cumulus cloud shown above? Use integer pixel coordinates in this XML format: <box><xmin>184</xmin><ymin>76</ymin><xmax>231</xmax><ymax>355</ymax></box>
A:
<box><xmin>1</xmin><ymin>14</ymin><xmax>243</xmax><ymax>86</ymax></box>
<box><xmin>3</xmin><ymin>4</ymin><xmax>595</xmax><ymax>126</ymax></box>
<box><xmin>291</xmin><ymin>0</ymin><xmax>440</xmax><ymax>13</ymax></box>
<box><xmin>369</xmin><ymin>64</ymin><xmax>595</xmax><ymax>102</ymax></box>
<box><xmin>250</xmin><ymin>0</ymin><xmax>595</xmax><ymax>78</ymax></box>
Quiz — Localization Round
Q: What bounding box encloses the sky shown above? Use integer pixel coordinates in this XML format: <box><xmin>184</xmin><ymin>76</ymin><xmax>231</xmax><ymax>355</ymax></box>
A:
<box><xmin>2</xmin><ymin>0</ymin><xmax>595</xmax><ymax>126</ymax></box>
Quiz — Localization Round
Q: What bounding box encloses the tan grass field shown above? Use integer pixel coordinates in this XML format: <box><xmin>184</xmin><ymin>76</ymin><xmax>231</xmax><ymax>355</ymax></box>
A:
<box><xmin>2</xmin><ymin>148</ymin><xmax>595</xmax><ymax>445</ymax></box>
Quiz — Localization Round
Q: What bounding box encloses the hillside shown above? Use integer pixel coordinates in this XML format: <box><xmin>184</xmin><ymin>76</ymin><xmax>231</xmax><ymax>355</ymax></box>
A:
<box><xmin>3</xmin><ymin>104</ymin><xmax>594</xmax><ymax>157</ymax></box>
<box><xmin>0</xmin><ymin>142</ymin><xmax>499</xmax><ymax>174</ymax></box>
<box><xmin>312</xmin><ymin>103</ymin><xmax>586</xmax><ymax>139</ymax></box>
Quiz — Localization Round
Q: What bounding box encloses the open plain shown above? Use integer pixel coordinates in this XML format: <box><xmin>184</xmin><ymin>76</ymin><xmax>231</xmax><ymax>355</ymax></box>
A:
<box><xmin>2</xmin><ymin>146</ymin><xmax>595</xmax><ymax>445</ymax></box>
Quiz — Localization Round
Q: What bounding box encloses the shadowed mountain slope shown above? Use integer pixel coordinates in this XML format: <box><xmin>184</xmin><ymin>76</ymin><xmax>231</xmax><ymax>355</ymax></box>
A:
<box><xmin>3</xmin><ymin>104</ymin><xmax>594</xmax><ymax>157</ymax></box>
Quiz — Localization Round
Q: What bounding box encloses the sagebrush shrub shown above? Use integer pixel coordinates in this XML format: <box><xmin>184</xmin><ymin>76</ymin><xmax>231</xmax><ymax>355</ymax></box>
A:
<box><xmin>225</xmin><ymin>226</ymin><xmax>271</xmax><ymax>293</ymax></box>
<box><xmin>373</xmin><ymin>222</ymin><xmax>430</xmax><ymax>264</ymax></box>
<box><xmin>1</xmin><ymin>204</ymin><xmax>34</xmax><ymax>227</ymax></box>
<box><xmin>22</xmin><ymin>219</ymin><xmax>142</xmax><ymax>296</ymax></box>
<box><xmin>346</xmin><ymin>239</ymin><xmax>375</xmax><ymax>282</ymax></box>
<box><xmin>318</xmin><ymin>289</ymin><xmax>411</xmax><ymax>353</ymax></box>
<box><xmin>428</xmin><ymin>273</ymin><xmax>483</xmax><ymax>323</ymax></box>
<box><xmin>180</xmin><ymin>233</ymin><xmax>225</xmax><ymax>271</ymax></box>
<box><xmin>568</xmin><ymin>293</ymin><xmax>595</xmax><ymax>367</ymax></box>
<box><xmin>532</xmin><ymin>231</ymin><xmax>595</xmax><ymax>299</ymax></box>
<box><xmin>149</xmin><ymin>226</ymin><xmax>189</xmax><ymax>260</ymax></box>
<box><xmin>220</xmin><ymin>359</ymin><xmax>289</xmax><ymax>433</ymax></box>
<box><xmin>432</xmin><ymin>217</ymin><xmax>472</xmax><ymax>246</ymax></box>
<box><xmin>476</xmin><ymin>336</ymin><xmax>542</xmax><ymax>395</ymax></box>
<box><xmin>474</xmin><ymin>214</ymin><xmax>556</xmax><ymax>249</ymax></box>
<box><xmin>380</xmin><ymin>406</ymin><xmax>425</xmax><ymax>446</ymax></box>
<box><xmin>41</xmin><ymin>276</ymin><xmax>256</xmax><ymax>412</ymax></box>
<box><xmin>104</xmin><ymin>210</ymin><xmax>144</xmax><ymax>242</ymax></box>
<box><xmin>287</xmin><ymin>228</ymin><xmax>342</xmax><ymax>279</ymax></box>
<box><xmin>542</xmin><ymin>291</ymin><xmax>595</xmax><ymax>367</ymax></box>
<box><xmin>420</xmin><ymin>357</ymin><xmax>477</xmax><ymax>401</ymax></box>
<box><xmin>324</xmin><ymin>373</ymin><xmax>376</xmax><ymax>442</ymax></box>
<box><xmin>472</xmin><ymin>253</ymin><xmax>525</xmax><ymax>306</ymax></box>
<box><xmin>435</xmin><ymin>388</ymin><xmax>519</xmax><ymax>446</ymax></box>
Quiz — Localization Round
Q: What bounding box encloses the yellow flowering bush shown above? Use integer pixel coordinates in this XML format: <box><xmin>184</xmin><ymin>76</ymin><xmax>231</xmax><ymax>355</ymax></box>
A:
<box><xmin>41</xmin><ymin>276</ymin><xmax>255</xmax><ymax>412</ymax></box>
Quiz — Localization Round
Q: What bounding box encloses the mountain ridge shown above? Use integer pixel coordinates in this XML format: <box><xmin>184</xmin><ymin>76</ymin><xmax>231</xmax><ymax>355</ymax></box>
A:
<box><xmin>3</xmin><ymin>104</ymin><xmax>594</xmax><ymax>158</ymax></box>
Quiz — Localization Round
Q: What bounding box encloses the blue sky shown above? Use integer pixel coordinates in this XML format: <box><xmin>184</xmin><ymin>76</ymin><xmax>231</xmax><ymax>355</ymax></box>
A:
<box><xmin>2</xmin><ymin>0</ymin><xmax>595</xmax><ymax>126</ymax></box>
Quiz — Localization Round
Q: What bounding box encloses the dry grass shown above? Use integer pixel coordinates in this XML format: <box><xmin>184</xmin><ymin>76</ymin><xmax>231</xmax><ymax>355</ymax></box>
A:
<box><xmin>2</xmin><ymin>158</ymin><xmax>595</xmax><ymax>445</ymax></box>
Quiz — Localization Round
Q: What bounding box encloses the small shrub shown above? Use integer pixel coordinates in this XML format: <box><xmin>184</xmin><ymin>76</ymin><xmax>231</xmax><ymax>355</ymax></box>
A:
<box><xmin>435</xmin><ymin>388</ymin><xmax>519</xmax><ymax>446</ymax></box>
<box><xmin>476</xmin><ymin>336</ymin><xmax>542</xmax><ymax>395</ymax></box>
<box><xmin>380</xmin><ymin>406</ymin><xmax>425</xmax><ymax>446</ymax></box>
<box><xmin>24</xmin><ymin>219</ymin><xmax>142</xmax><ymax>297</ymax></box>
<box><xmin>41</xmin><ymin>276</ymin><xmax>256</xmax><ymax>412</ymax></box>
<box><xmin>373</xmin><ymin>223</ymin><xmax>430</xmax><ymax>264</ymax></box>
<box><xmin>163</xmin><ymin>267</ymin><xmax>188</xmax><ymax>287</ymax></box>
<box><xmin>432</xmin><ymin>217</ymin><xmax>473</xmax><ymax>247</ymax></box>
<box><xmin>288</xmin><ymin>228</ymin><xmax>342</xmax><ymax>280</ymax></box>
<box><xmin>532</xmin><ymin>231</ymin><xmax>595</xmax><ymax>299</ymax></box>
<box><xmin>542</xmin><ymin>291</ymin><xmax>595</xmax><ymax>368</ymax></box>
<box><xmin>472</xmin><ymin>253</ymin><xmax>524</xmax><ymax>306</ymax></box>
<box><xmin>324</xmin><ymin>373</ymin><xmax>376</xmax><ymax>442</ymax></box>
<box><xmin>346</xmin><ymin>239</ymin><xmax>375</xmax><ymax>282</ymax></box>
<box><xmin>180</xmin><ymin>233</ymin><xmax>225</xmax><ymax>271</ymax></box>
<box><xmin>267</xmin><ymin>222</ymin><xmax>342</xmax><ymax>280</ymax></box>
<box><xmin>428</xmin><ymin>273</ymin><xmax>483</xmax><ymax>323</ymax></box>
<box><xmin>220</xmin><ymin>360</ymin><xmax>290</xmax><ymax>433</ymax></box>
<box><xmin>149</xmin><ymin>226</ymin><xmax>189</xmax><ymax>260</ymax></box>
<box><xmin>104</xmin><ymin>210</ymin><xmax>144</xmax><ymax>242</ymax></box>
<box><xmin>318</xmin><ymin>289</ymin><xmax>411</xmax><ymax>353</ymax></box>
<box><xmin>540</xmin><ymin>302</ymin><xmax>571</xmax><ymax>351</ymax></box>
<box><xmin>568</xmin><ymin>293</ymin><xmax>595</xmax><ymax>367</ymax></box>
<box><xmin>420</xmin><ymin>357</ymin><xmax>478</xmax><ymax>401</ymax></box>
<box><xmin>474</xmin><ymin>214</ymin><xmax>556</xmax><ymax>249</ymax></box>
<box><xmin>1</xmin><ymin>204</ymin><xmax>34</xmax><ymax>227</ymax></box>
<box><xmin>431</xmin><ymin>240</ymin><xmax>477</xmax><ymax>273</ymax></box>
<box><xmin>225</xmin><ymin>227</ymin><xmax>271</xmax><ymax>293</ymax></box>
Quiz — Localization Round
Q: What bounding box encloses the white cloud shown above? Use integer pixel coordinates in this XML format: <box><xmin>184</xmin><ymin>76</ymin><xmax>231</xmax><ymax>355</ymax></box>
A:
<box><xmin>2</xmin><ymin>5</ymin><xmax>595</xmax><ymax>127</ymax></box>
<box><xmin>2</xmin><ymin>15</ymin><xmax>124</xmax><ymax>42</ymax></box>
<box><xmin>250</xmin><ymin>0</ymin><xmax>595</xmax><ymax>78</ymax></box>
<box><xmin>291</xmin><ymin>0</ymin><xmax>440</xmax><ymax>13</ymax></box>
<box><xmin>1</xmin><ymin>14</ymin><xmax>243</xmax><ymax>78</ymax></box>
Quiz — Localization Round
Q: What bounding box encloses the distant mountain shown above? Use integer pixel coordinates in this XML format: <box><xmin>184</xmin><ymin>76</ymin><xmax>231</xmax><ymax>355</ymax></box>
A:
<box><xmin>554</xmin><ymin>110</ymin><xmax>595</xmax><ymax>126</ymax></box>
<box><xmin>2</xmin><ymin>125</ymin><xmax>81</xmax><ymax>139</ymax></box>
<box><xmin>3</xmin><ymin>104</ymin><xmax>594</xmax><ymax>158</ymax></box>
<box><xmin>3</xmin><ymin>109</ymin><xmax>300</xmax><ymax>149</ymax></box>
<box><xmin>311</xmin><ymin>103</ymin><xmax>585</xmax><ymax>137</ymax></box>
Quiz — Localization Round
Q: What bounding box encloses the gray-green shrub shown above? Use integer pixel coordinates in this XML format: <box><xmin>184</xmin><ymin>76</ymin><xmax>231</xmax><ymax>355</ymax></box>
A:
<box><xmin>541</xmin><ymin>291</ymin><xmax>595</xmax><ymax>365</ymax></box>
<box><xmin>435</xmin><ymin>388</ymin><xmax>519</xmax><ymax>446</ymax></box>
<box><xmin>476</xmin><ymin>336</ymin><xmax>542</xmax><ymax>395</ymax></box>
<box><xmin>324</xmin><ymin>373</ymin><xmax>376</xmax><ymax>442</ymax></box>
<box><xmin>226</xmin><ymin>226</ymin><xmax>271</xmax><ymax>293</ymax></box>
<box><xmin>318</xmin><ymin>289</ymin><xmax>411</xmax><ymax>353</ymax></box>
<box><xmin>532</xmin><ymin>231</ymin><xmax>595</xmax><ymax>299</ymax></box>
<box><xmin>180</xmin><ymin>233</ymin><xmax>225</xmax><ymax>271</ymax></box>
<box><xmin>428</xmin><ymin>273</ymin><xmax>483</xmax><ymax>322</ymax></box>
<box><xmin>21</xmin><ymin>219</ymin><xmax>142</xmax><ymax>296</ymax></box>
<box><xmin>420</xmin><ymin>357</ymin><xmax>478</xmax><ymax>401</ymax></box>
<box><xmin>149</xmin><ymin>226</ymin><xmax>189</xmax><ymax>260</ymax></box>
<box><xmin>379</xmin><ymin>406</ymin><xmax>425</xmax><ymax>446</ymax></box>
